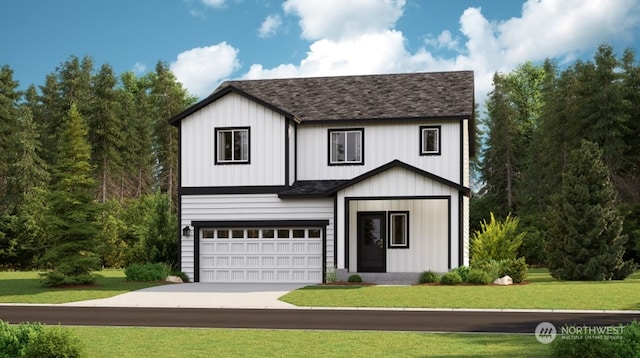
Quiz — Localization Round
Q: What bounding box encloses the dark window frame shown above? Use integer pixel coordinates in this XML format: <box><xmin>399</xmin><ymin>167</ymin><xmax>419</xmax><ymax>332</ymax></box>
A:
<box><xmin>328</xmin><ymin>128</ymin><xmax>365</xmax><ymax>166</ymax></box>
<box><xmin>388</xmin><ymin>211</ymin><xmax>409</xmax><ymax>249</ymax></box>
<box><xmin>215</xmin><ymin>127</ymin><xmax>251</xmax><ymax>164</ymax></box>
<box><xmin>419</xmin><ymin>125</ymin><xmax>441</xmax><ymax>156</ymax></box>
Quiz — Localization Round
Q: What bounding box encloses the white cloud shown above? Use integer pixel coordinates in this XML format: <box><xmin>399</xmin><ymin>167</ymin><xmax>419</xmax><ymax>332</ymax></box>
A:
<box><xmin>258</xmin><ymin>14</ymin><xmax>282</xmax><ymax>38</ymax></box>
<box><xmin>283</xmin><ymin>0</ymin><xmax>405</xmax><ymax>41</ymax></box>
<box><xmin>132</xmin><ymin>62</ymin><xmax>146</xmax><ymax>74</ymax></box>
<box><xmin>176</xmin><ymin>0</ymin><xmax>639</xmax><ymax>105</ymax></box>
<box><xmin>424</xmin><ymin>30</ymin><xmax>462</xmax><ymax>52</ymax></box>
<box><xmin>201</xmin><ymin>0</ymin><xmax>225</xmax><ymax>8</ymax></box>
<box><xmin>170</xmin><ymin>42</ymin><xmax>241</xmax><ymax>98</ymax></box>
<box><xmin>497</xmin><ymin>0</ymin><xmax>640</xmax><ymax>64</ymax></box>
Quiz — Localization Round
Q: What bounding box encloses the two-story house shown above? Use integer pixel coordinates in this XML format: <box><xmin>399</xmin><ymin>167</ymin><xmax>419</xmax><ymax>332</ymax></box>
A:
<box><xmin>168</xmin><ymin>71</ymin><xmax>474</xmax><ymax>284</ymax></box>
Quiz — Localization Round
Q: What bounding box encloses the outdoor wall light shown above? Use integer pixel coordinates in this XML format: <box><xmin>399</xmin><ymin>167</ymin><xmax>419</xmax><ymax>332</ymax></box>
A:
<box><xmin>182</xmin><ymin>226</ymin><xmax>192</xmax><ymax>237</ymax></box>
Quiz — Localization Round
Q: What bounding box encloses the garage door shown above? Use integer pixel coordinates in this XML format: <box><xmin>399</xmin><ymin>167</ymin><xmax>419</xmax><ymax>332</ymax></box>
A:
<box><xmin>199</xmin><ymin>227</ymin><xmax>323</xmax><ymax>283</ymax></box>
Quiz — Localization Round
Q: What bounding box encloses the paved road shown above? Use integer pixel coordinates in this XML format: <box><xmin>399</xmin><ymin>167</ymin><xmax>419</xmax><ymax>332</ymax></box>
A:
<box><xmin>1</xmin><ymin>306</ymin><xmax>638</xmax><ymax>333</ymax></box>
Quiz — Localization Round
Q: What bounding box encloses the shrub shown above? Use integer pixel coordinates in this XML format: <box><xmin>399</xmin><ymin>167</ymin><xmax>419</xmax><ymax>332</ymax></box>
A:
<box><xmin>451</xmin><ymin>266</ymin><xmax>472</xmax><ymax>282</ymax></box>
<box><xmin>347</xmin><ymin>274</ymin><xmax>362</xmax><ymax>283</ymax></box>
<box><xmin>471</xmin><ymin>257</ymin><xmax>529</xmax><ymax>283</ymax></box>
<box><xmin>40</xmin><ymin>271</ymin><xmax>97</xmax><ymax>288</ymax></box>
<box><xmin>125</xmin><ymin>262</ymin><xmax>171</xmax><ymax>282</ymax></box>
<box><xmin>419</xmin><ymin>270</ymin><xmax>439</xmax><ymax>284</ymax></box>
<box><xmin>470</xmin><ymin>259</ymin><xmax>503</xmax><ymax>281</ymax></box>
<box><xmin>22</xmin><ymin>326</ymin><xmax>85</xmax><ymax>358</ymax></box>
<box><xmin>552</xmin><ymin>321</ymin><xmax>640</xmax><ymax>358</ymax></box>
<box><xmin>501</xmin><ymin>257</ymin><xmax>529</xmax><ymax>283</ymax></box>
<box><xmin>470</xmin><ymin>212</ymin><xmax>525</xmax><ymax>264</ymax></box>
<box><xmin>440</xmin><ymin>272</ymin><xmax>462</xmax><ymax>285</ymax></box>
<box><xmin>0</xmin><ymin>321</ymin><xmax>84</xmax><ymax>358</ymax></box>
<box><xmin>465</xmin><ymin>269</ymin><xmax>493</xmax><ymax>285</ymax></box>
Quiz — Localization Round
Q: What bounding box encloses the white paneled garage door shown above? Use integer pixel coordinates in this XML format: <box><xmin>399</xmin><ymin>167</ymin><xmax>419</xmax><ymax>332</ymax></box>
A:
<box><xmin>199</xmin><ymin>227</ymin><xmax>323</xmax><ymax>283</ymax></box>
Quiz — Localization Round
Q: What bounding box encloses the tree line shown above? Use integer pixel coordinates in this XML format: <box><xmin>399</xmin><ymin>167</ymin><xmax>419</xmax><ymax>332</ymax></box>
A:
<box><xmin>476</xmin><ymin>44</ymin><xmax>640</xmax><ymax>278</ymax></box>
<box><xmin>0</xmin><ymin>56</ymin><xmax>195</xmax><ymax>273</ymax></box>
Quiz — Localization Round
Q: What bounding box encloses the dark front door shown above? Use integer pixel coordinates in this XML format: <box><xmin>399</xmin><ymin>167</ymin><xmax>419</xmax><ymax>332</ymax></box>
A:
<box><xmin>357</xmin><ymin>212</ymin><xmax>386</xmax><ymax>272</ymax></box>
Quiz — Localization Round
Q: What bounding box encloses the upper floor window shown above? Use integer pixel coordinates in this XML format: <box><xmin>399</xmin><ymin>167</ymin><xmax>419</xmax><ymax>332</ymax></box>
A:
<box><xmin>420</xmin><ymin>126</ymin><xmax>440</xmax><ymax>156</ymax></box>
<box><xmin>329</xmin><ymin>128</ymin><xmax>364</xmax><ymax>165</ymax></box>
<box><xmin>215</xmin><ymin>127</ymin><xmax>249</xmax><ymax>164</ymax></box>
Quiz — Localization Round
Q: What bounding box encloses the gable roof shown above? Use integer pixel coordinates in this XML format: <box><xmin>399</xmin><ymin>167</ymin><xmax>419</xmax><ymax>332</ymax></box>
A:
<box><xmin>168</xmin><ymin>71</ymin><xmax>474</xmax><ymax>125</ymax></box>
<box><xmin>278</xmin><ymin>160</ymin><xmax>471</xmax><ymax>198</ymax></box>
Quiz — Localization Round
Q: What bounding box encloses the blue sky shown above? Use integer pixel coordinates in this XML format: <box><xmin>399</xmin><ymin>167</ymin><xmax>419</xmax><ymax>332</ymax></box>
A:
<box><xmin>2</xmin><ymin>0</ymin><xmax>639</xmax><ymax>105</ymax></box>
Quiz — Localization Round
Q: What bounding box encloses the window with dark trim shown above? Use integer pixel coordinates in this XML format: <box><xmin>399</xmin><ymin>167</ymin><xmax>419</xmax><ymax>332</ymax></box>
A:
<box><xmin>420</xmin><ymin>126</ymin><xmax>441</xmax><ymax>155</ymax></box>
<box><xmin>388</xmin><ymin>211</ymin><xmax>409</xmax><ymax>248</ymax></box>
<box><xmin>329</xmin><ymin>128</ymin><xmax>364</xmax><ymax>165</ymax></box>
<box><xmin>215</xmin><ymin>127</ymin><xmax>250</xmax><ymax>164</ymax></box>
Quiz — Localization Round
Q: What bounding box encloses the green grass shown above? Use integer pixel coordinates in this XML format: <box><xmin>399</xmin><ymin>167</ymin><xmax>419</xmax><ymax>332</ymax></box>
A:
<box><xmin>70</xmin><ymin>327</ymin><xmax>550</xmax><ymax>357</ymax></box>
<box><xmin>0</xmin><ymin>270</ymin><xmax>166</xmax><ymax>304</ymax></box>
<box><xmin>281</xmin><ymin>269</ymin><xmax>640</xmax><ymax>310</ymax></box>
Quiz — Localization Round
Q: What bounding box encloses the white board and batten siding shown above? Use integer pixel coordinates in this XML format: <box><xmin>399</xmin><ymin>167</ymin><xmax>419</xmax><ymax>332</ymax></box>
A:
<box><xmin>181</xmin><ymin>92</ymin><xmax>287</xmax><ymax>187</ymax></box>
<box><xmin>336</xmin><ymin>166</ymin><xmax>462</xmax><ymax>272</ymax></box>
<box><xmin>180</xmin><ymin>194</ymin><xmax>334</xmax><ymax>282</ymax></box>
<box><xmin>296</xmin><ymin>121</ymin><xmax>462</xmax><ymax>184</ymax></box>
<box><xmin>461</xmin><ymin>119</ymin><xmax>471</xmax><ymax>266</ymax></box>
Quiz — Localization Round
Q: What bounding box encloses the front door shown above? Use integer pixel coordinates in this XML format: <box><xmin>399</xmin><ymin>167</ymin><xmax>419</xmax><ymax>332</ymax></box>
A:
<box><xmin>357</xmin><ymin>212</ymin><xmax>386</xmax><ymax>272</ymax></box>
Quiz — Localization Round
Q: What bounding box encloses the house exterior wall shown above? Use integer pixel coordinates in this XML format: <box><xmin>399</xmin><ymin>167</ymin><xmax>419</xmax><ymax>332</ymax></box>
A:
<box><xmin>296</xmin><ymin>120</ymin><xmax>463</xmax><ymax>183</ymax></box>
<box><xmin>180</xmin><ymin>92</ymin><xmax>287</xmax><ymax>187</ymax></box>
<box><xmin>180</xmin><ymin>194</ymin><xmax>334</xmax><ymax>280</ymax></box>
<box><xmin>347</xmin><ymin>198</ymin><xmax>449</xmax><ymax>273</ymax></box>
<box><xmin>336</xmin><ymin>166</ymin><xmax>462</xmax><ymax>272</ymax></box>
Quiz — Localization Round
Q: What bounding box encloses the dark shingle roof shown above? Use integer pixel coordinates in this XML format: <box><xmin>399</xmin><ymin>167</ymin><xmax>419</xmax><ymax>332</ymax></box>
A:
<box><xmin>215</xmin><ymin>71</ymin><xmax>474</xmax><ymax>122</ymax></box>
<box><xmin>169</xmin><ymin>71</ymin><xmax>474</xmax><ymax>125</ymax></box>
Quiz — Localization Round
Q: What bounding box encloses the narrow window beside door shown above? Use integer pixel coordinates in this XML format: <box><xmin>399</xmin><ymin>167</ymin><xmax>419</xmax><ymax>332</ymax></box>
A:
<box><xmin>388</xmin><ymin>211</ymin><xmax>409</xmax><ymax>248</ymax></box>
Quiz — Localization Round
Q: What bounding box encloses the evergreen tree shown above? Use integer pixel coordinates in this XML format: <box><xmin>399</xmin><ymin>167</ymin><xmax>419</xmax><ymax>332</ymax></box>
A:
<box><xmin>88</xmin><ymin>64</ymin><xmax>124</xmax><ymax>202</ymax></box>
<box><xmin>119</xmin><ymin>72</ymin><xmax>155</xmax><ymax>197</ymax></box>
<box><xmin>147</xmin><ymin>61</ymin><xmax>196</xmax><ymax>206</ymax></box>
<box><xmin>545</xmin><ymin>140</ymin><xmax>635</xmax><ymax>280</ymax></box>
<box><xmin>42</xmin><ymin>103</ymin><xmax>100</xmax><ymax>286</ymax></box>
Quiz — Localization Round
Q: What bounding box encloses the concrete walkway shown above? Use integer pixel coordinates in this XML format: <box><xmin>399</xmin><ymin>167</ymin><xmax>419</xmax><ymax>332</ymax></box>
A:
<box><xmin>62</xmin><ymin>283</ymin><xmax>307</xmax><ymax>309</ymax></box>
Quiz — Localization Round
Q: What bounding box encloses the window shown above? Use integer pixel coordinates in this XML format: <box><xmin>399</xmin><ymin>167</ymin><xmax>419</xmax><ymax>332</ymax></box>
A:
<box><xmin>388</xmin><ymin>211</ymin><xmax>409</xmax><ymax>248</ymax></box>
<box><xmin>308</xmin><ymin>229</ymin><xmax>321</xmax><ymax>238</ymax></box>
<box><xmin>420</xmin><ymin>126</ymin><xmax>440</xmax><ymax>155</ymax></box>
<box><xmin>329</xmin><ymin>129</ymin><xmax>364</xmax><ymax>165</ymax></box>
<box><xmin>215</xmin><ymin>127</ymin><xmax>249</xmax><ymax>164</ymax></box>
<box><xmin>202</xmin><ymin>229</ymin><xmax>215</xmax><ymax>239</ymax></box>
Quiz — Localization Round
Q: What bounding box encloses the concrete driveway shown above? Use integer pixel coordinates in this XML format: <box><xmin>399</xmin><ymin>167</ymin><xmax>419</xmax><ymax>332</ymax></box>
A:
<box><xmin>62</xmin><ymin>283</ymin><xmax>308</xmax><ymax>309</ymax></box>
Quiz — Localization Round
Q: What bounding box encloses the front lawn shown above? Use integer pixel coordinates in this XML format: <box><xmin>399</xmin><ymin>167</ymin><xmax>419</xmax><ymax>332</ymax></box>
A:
<box><xmin>70</xmin><ymin>327</ymin><xmax>549</xmax><ymax>357</ymax></box>
<box><xmin>281</xmin><ymin>269</ymin><xmax>640</xmax><ymax>310</ymax></box>
<box><xmin>0</xmin><ymin>270</ymin><xmax>166</xmax><ymax>304</ymax></box>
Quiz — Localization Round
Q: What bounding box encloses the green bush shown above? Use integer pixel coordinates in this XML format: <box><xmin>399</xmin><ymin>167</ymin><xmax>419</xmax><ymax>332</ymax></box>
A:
<box><xmin>347</xmin><ymin>274</ymin><xmax>362</xmax><ymax>283</ymax></box>
<box><xmin>501</xmin><ymin>257</ymin><xmax>529</xmax><ymax>283</ymax></box>
<box><xmin>440</xmin><ymin>272</ymin><xmax>462</xmax><ymax>285</ymax></box>
<box><xmin>451</xmin><ymin>266</ymin><xmax>472</xmax><ymax>282</ymax></box>
<box><xmin>552</xmin><ymin>321</ymin><xmax>640</xmax><ymax>358</ymax></box>
<box><xmin>125</xmin><ymin>262</ymin><xmax>171</xmax><ymax>282</ymax></box>
<box><xmin>471</xmin><ymin>257</ymin><xmax>529</xmax><ymax>283</ymax></box>
<box><xmin>470</xmin><ymin>259</ymin><xmax>503</xmax><ymax>280</ymax></box>
<box><xmin>22</xmin><ymin>325</ymin><xmax>85</xmax><ymax>358</ymax></box>
<box><xmin>465</xmin><ymin>269</ymin><xmax>493</xmax><ymax>285</ymax></box>
<box><xmin>470</xmin><ymin>212</ymin><xmax>525</xmax><ymax>264</ymax></box>
<box><xmin>418</xmin><ymin>270</ymin><xmax>439</xmax><ymax>284</ymax></box>
<box><xmin>40</xmin><ymin>271</ymin><xmax>97</xmax><ymax>288</ymax></box>
<box><xmin>0</xmin><ymin>321</ymin><xmax>84</xmax><ymax>358</ymax></box>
